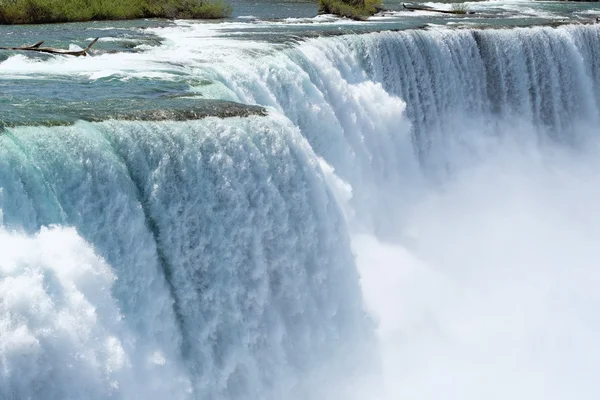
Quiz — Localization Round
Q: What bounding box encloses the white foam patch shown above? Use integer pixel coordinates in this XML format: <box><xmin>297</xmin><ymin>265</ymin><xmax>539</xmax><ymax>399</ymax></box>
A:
<box><xmin>0</xmin><ymin>226</ymin><xmax>131</xmax><ymax>398</ymax></box>
<box><xmin>0</xmin><ymin>49</ymin><xmax>186</xmax><ymax>80</ymax></box>
<box><xmin>0</xmin><ymin>225</ymin><xmax>192</xmax><ymax>400</ymax></box>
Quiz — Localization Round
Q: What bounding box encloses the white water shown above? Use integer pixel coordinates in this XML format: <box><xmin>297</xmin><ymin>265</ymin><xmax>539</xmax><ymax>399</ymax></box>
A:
<box><xmin>355</xmin><ymin>142</ymin><xmax>600</xmax><ymax>399</ymax></box>
<box><xmin>0</xmin><ymin>116</ymin><xmax>370</xmax><ymax>399</ymax></box>
<box><xmin>2</xmin><ymin>23</ymin><xmax>600</xmax><ymax>399</ymax></box>
<box><xmin>0</xmin><ymin>226</ymin><xmax>191</xmax><ymax>399</ymax></box>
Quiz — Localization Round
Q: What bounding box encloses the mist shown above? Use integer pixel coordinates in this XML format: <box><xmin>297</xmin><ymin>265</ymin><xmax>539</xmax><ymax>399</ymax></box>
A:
<box><xmin>354</xmin><ymin>136</ymin><xmax>600</xmax><ymax>399</ymax></box>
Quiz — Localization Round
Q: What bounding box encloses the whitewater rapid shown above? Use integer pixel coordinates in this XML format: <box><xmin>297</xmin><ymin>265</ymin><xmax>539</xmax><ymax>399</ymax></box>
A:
<box><xmin>1</xmin><ymin>22</ymin><xmax>600</xmax><ymax>399</ymax></box>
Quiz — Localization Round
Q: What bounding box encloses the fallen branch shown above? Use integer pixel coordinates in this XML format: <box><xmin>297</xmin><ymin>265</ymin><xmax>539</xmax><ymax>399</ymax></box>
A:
<box><xmin>0</xmin><ymin>38</ymin><xmax>99</xmax><ymax>56</ymax></box>
<box><xmin>402</xmin><ymin>3</ymin><xmax>474</xmax><ymax>15</ymax></box>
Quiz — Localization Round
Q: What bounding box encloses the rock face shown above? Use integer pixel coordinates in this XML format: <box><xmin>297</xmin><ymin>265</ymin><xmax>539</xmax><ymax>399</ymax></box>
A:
<box><xmin>99</xmin><ymin>100</ymin><xmax>267</xmax><ymax>122</ymax></box>
<box><xmin>0</xmin><ymin>98</ymin><xmax>267</xmax><ymax>128</ymax></box>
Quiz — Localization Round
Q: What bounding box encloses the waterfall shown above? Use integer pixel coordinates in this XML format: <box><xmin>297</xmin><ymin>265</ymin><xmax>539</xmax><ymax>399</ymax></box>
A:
<box><xmin>2</xmin><ymin>23</ymin><xmax>600</xmax><ymax>399</ymax></box>
<box><xmin>180</xmin><ymin>24</ymin><xmax>599</xmax><ymax>234</ymax></box>
<box><xmin>0</xmin><ymin>117</ymin><xmax>371</xmax><ymax>399</ymax></box>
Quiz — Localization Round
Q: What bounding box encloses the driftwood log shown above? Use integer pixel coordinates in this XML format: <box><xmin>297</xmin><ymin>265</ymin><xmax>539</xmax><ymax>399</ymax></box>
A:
<box><xmin>402</xmin><ymin>3</ymin><xmax>474</xmax><ymax>15</ymax></box>
<box><xmin>0</xmin><ymin>38</ymin><xmax>99</xmax><ymax>56</ymax></box>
